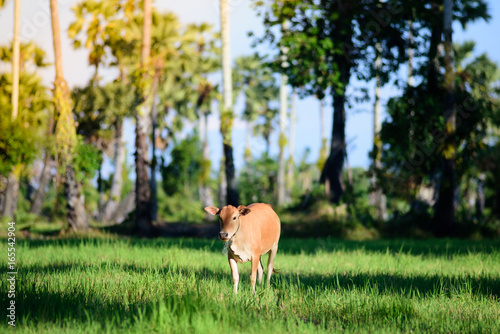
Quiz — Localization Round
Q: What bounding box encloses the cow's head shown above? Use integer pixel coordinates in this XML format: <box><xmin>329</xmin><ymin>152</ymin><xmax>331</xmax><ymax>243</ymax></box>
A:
<box><xmin>204</xmin><ymin>205</ymin><xmax>251</xmax><ymax>241</ymax></box>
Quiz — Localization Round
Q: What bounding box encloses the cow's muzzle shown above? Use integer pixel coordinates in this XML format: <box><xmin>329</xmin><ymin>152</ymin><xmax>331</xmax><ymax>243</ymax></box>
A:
<box><xmin>219</xmin><ymin>232</ymin><xmax>229</xmax><ymax>241</ymax></box>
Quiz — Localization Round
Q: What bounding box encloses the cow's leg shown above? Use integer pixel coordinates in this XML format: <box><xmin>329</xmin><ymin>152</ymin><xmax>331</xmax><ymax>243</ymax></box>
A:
<box><xmin>266</xmin><ymin>244</ymin><xmax>278</xmax><ymax>286</ymax></box>
<box><xmin>257</xmin><ymin>257</ymin><xmax>263</xmax><ymax>285</ymax></box>
<box><xmin>228</xmin><ymin>256</ymin><xmax>239</xmax><ymax>294</ymax></box>
<box><xmin>250</xmin><ymin>254</ymin><xmax>260</xmax><ymax>295</ymax></box>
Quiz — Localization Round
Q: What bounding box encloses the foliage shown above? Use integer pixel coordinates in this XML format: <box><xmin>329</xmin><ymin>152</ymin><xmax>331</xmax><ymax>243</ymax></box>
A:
<box><xmin>0</xmin><ymin>53</ymin><xmax>50</xmax><ymax>176</ymax></box>
<box><xmin>251</xmin><ymin>0</ymin><xmax>407</xmax><ymax>98</ymax></box>
<box><xmin>238</xmin><ymin>153</ymin><xmax>278</xmax><ymax>205</ymax></box>
<box><xmin>378</xmin><ymin>41</ymin><xmax>500</xmax><ymax>224</ymax></box>
<box><xmin>72</xmin><ymin>136</ymin><xmax>101</xmax><ymax>184</ymax></box>
<box><xmin>0</xmin><ymin>116</ymin><xmax>38</xmax><ymax>176</ymax></box>
<box><xmin>157</xmin><ymin>187</ymin><xmax>205</xmax><ymax>223</ymax></box>
<box><xmin>160</xmin><ymin>133</ymin><xmax>203</xmax><ymax>197</ymax></box>
<box><xmin>0</xmin><ymin>41</ymin><xmax>49</xmax><ymax>70</ymax></box>
<box><xmin>72</xmin><ymin>80</ymin><xmax>134</xmax><ymax>153</ymax></box>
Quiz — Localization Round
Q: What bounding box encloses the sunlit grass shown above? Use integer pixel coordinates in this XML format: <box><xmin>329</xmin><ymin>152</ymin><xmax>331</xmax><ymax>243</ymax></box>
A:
<box><xmin>2</xmin><ymin>237</ymin><xmax>500</xmax><ymax>333</ymax></box>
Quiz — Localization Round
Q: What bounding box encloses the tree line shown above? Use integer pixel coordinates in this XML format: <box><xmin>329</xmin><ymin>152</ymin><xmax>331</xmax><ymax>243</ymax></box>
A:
<box><xmin>1</xmin><ymin>0</ymin><xmax>499</xmax><ymax>238</ymax></box>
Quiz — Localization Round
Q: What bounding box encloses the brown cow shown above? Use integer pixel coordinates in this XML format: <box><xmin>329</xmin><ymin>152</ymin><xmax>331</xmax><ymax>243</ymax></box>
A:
<box><xmin>204</xmin><ymin>203</ymin><xmax>281</xmax><ymax>294</ymax></box>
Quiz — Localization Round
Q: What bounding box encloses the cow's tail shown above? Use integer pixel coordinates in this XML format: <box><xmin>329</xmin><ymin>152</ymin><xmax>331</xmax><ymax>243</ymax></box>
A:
<box><xmin>259</xmin><ymin>260</ymin><xmax>280</xmax><ymax>274</ymax></box>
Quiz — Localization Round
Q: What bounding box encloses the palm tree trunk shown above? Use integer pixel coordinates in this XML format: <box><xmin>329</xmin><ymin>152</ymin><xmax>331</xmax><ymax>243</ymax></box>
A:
<box><xmin>50</xmin><ymin>0</ymin><xmax>88</xmax><ymax>230</ymax></box>
<box><xmin>370</xmin><ymin>43</ymin><xmax>386</xmax><ymax>221</ymax></box>
<box><xmin>220</xmin><ymin>0</ymin><xmax>238</xmax><ymax>206</ymax></box>
<box><xmin>433</xmin><ymin>0</ymin><xmax>455</xmax><ymax>236</ymax></box>
<box><xmin>3</xmin><ymin>0</ymin><xmax>21</xmax><ymax>219</ymax></box>
<box><xmin>200</xmin><ymin>111</ymin><xmax>214</xmax><ymax>219</ymax></box>
<box><xmin>286</xmin><ymin>89</ymin><xmax>297</xmax><ymax>202</ymax></box>
<box><xmin>277</xmin><ymin>72</ymin><xmax>287</xmax><ymax>206</ymax></box>
<box><xmin>135</xmin><ymin>0</ymin><xmax>154</xmax><ymax>236</ymax></box>
<box><xmin>12</xmin><ymin>0</ymin><xmax>20</xmax><ymax>119</ymax></box>
<box><xmin>318</xmin><ymin>98</ymin><xmax>327</xmax><ymax>171</ymax></box>
<box><xmin>97</xmin><ymin>163</ymin><xmax>105</xmax><ymax>217</ymax></box>
<box><xmin>100</xmin><ymin>118</ymin><xmax>125</xmax><ymax>222</ymax></box>
<box><xmin>30</xmin><ymin>151</ymin><xmax>53</xmax><ymax>215</ymax></box>
<box><xmin>31</xmin><ymin>112</ymin><xmax>55</xmax><ymax>215</ymax></box>
<box><xmin>244</xmin><ymin>120</ymin><xmax>252</xmax><ymax>164</ymax></box>
<box><xmin>474</xmin><ymin>173</ymin><xmax>485</xmax><ymax>221</ymax></box>
<box><xmin>0</xmin><ymin>176</ymin><xmax>7</xmax><ymax>215</ymax></box>
<box><xmin>277</xmin><ymin>20</ymin><xmax>290</xmax><ymax>206</ymax></box>
<box><xmin>64</xmin><ymin>164</ymin><xmax>88</xmax><ymax>231</ymax></box>
<box><xmin>218</xmin><ymin>157</ymin><xmax>227</xmax><ymax>207</ymax></box>
<box><xmin>345</xmin><ymin>149</ymin><xmax>354</xmax><ymax>204</ymax></box>
<box><xmin>2</xmin><ymin>173</ymin><xmax>19</xmax><ymax>219</ymax></box>
<box><xmin>150</xmin><ymin>78</ymin><xmax>159</xmax><ymax>222</ymax></box>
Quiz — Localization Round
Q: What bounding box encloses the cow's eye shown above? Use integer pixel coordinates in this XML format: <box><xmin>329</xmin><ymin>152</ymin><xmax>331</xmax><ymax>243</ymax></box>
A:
<box><xmin>233</xmin><ymin>216</ymin><xmax>236</xmax><ymax>220</ymax></box>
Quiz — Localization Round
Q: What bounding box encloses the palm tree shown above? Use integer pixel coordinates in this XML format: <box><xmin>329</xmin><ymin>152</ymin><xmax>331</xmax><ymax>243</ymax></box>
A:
<box><xmin>67</xmin><ymin>0</ymin><xmax>113</xmax><ymax>81</ymax></box>
<box><xmin>68</xmin><ymin>0</ymin><xmax>138</xmax><ymax>223</ymax></box>
<box><xmin>220</xmin><ymin>0</ymin><xmax>238</xmax><ymax>206</ymax></box>
<box><xmin>146</xmin><ymin>18</ymin><xmax>218</xmax><ymax>221</ymax></box>
<box><xmin>135</xmin><ymin>0</ymin><xmax>154</xmax><ymax>235</ymax></box>
<box><xmin>234</xmin><ymin>54</ymin><xmax>279</xmax><ymax>157</ymax></box>
<box><xmin>98</xmin><ymin>81</ymin><xmax>134</xmax><ymax>222</ymax></box>
<box><xmin>370</xmin><ymin>43</ymin><xmax>386</xmax><ymax>221</ymax></box>
<box><xmin>11</xmin><ymin>0</ymin><xmax>19</xmax><ymax>120</ymax></box>
<box><xmin>50</xmin><ymin>0</ymin><xmax>88</xmax><ymax>230</ymax></box>
<box><xmin>147</xmin><ymin>11</ymin><xmax>182</xmax><ymax>222</ymax></box>
<box><xmin>186</xmin><ymin>24</ymin><xmax>220</xmax><ymax>213</ymax></box>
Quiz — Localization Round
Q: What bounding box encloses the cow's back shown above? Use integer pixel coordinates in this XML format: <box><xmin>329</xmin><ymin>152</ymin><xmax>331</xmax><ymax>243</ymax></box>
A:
<box><xmin>245</xmin><ymin>203</ymin><xmax>280</xmax><ymax>255</ymax></box>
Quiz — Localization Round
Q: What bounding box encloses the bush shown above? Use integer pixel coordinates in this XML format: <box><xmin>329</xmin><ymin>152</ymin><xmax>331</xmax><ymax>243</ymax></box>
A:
<box><xmin>157</xmin><ymin>186</ymin><xmax>205</xmax><ymax>223</ymax></box>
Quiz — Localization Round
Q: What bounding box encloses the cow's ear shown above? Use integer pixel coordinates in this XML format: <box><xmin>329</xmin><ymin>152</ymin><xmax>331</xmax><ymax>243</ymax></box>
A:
<box><xmin>204</xmin><ymin>206</ymin><xmax>220</xmax><ymax>215</ymax></box>
<box><xmin>238</xmin><ymin>205</ymin><xmax>251</xmax><ymax>216</ymax></box>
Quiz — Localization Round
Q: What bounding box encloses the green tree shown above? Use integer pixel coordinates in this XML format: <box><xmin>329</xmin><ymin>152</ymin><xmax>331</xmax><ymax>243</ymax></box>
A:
<box><xmin>253</xmin><ymin>0</ymin><xmax>406</xmax><ymax>204</ymax></box>
<box><xmin>160</xmin><ymin>134</ymin><xmax>203</xmax><ymax>197</ymax></box>
<box><xmin>238</xmin><ymin>154</ymin><xmax>278</xmax><ymax>205</ymax></box>
<box><xmin>377</xmin><ymin>1</ymin><xmax>490</xmax><ymax>235</ymax></box>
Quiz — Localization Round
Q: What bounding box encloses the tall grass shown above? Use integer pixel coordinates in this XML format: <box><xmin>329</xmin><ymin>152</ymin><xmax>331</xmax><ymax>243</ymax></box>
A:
<box><xmin>2</xmin><ymin>237</ymin><xmax>500</xmax><ymax>333</ymax></box>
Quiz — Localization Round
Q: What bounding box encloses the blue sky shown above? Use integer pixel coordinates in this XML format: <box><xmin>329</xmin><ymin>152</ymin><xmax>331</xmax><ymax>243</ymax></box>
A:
<box><xmin>1</xmin><ymin>0</ymin><xmax>499</xmax><ymax>178</ymax></box>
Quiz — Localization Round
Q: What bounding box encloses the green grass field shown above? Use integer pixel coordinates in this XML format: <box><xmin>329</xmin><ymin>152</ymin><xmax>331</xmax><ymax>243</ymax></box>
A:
<box><xmin>2</xmin><ymin>236</ymin><xmax>500</xmax><ymax>333</ymax></box>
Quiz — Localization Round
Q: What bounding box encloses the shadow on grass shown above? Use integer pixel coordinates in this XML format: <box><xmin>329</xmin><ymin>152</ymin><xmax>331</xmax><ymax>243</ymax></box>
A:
<box><xmin>14</xmin><ymin>260</ymin><xmax>500</xmax><ymax>300</ymax></box>
<box><xmin>15</xmin><ymin>237</ymin><xmax>500</xmax><ymax>258</ymax></box>
<box><xmin>4</xmin><ymin>260</ymin><xmax>500</xmax><ymax>329</ymax></box>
